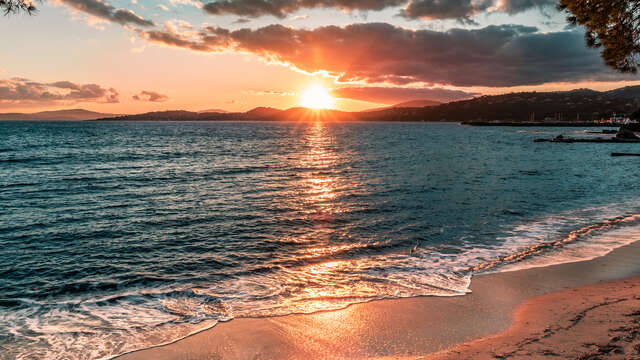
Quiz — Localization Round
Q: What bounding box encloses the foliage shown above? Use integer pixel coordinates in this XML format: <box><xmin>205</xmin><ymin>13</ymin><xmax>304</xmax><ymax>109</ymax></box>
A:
<box><xmin>1</xmin><ymin>0</ymin><xmax>38</xmax><ymax>15</ymax></box>
<box><xmin>559</xmin><ymin>0</ymin><xmax>640</xmax><ymax>73</ymax></box>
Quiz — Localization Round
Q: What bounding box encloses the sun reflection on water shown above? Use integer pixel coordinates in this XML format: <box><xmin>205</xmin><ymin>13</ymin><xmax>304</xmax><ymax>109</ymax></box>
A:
<box><xmin>299</xmin><ymin>121</ymin><xmax>340</xmax><ymax>214</ymax></box>
<box><xmin>290</xmin><ymin>122</ymin><xmax>362</xmax><ymax>311</ymax></box>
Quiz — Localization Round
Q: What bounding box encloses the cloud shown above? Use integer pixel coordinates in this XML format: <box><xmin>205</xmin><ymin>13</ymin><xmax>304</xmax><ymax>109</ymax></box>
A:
<box><xmin>402</xmin><ymin>0</ymin><xmax>491</xmax><ymax>21</ymax></box>
<box><xmin>0</xmin><ymin>78</ymin><xmax>119</xmax><ymax>105</ymax></box>
<box><xmin>200</xmin><ymin>0</ymin><xmax>556</xmax><ymax>19</ymax></box>
<box><xmin>132</xmin><ymin>90</ymin><xmax>169</xmax><ymax>102</ymax></box>
<box><xmin>56</xmin><ymin>0</ymin><xmax>155</xmax><ymax>27</ymax></box>
<box><xmin>202</xmin><ymin>0</ymin><xmax>405</xmax><ymax>18</ymax></box>
<box><xmin>497</xmin><ymin>0</ymin><xmax>557</xmax><ymax>14</ymax></box>
<box><xmin>169</xmin><ymin>0</ymin><xmax>203</xmax><ymax>8</ymax></box>
<box><xmin>401</xmin><ymin>0</ymin><xmax>556</xmax><ymax>20</ymax></box>
<box><xmin>157</xmin><ymin>4</ymin><xmax>169</xmax><ymax>11</ymax></box>
<box><xmin>243</xmin><ymin>89</ymin><xmax>295</xmax><ymax>96</ymax></box>
<box><xmin>332</xmin><ymin>86</ymin><xmax>476</xmax><ymax>104</ymax></box>
<box><xmin>138</xmin><ymin>23</ymin><xmax>631</xmax><ymax>87</ymax></box>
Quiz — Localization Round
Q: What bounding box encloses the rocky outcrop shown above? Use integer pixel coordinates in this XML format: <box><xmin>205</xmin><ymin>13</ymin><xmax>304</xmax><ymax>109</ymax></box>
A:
<box><xmin>616</xmin><ymin>127</ymin><xmax>639</xmax><ymax>139</ymax></box>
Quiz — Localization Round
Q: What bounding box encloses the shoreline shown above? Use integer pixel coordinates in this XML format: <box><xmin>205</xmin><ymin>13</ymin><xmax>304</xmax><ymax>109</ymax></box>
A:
<box><xmin>117</xmin><ymin>239</ymin><xmax>640</xmax><ymax>360</ymax></box>
<box><xmin>424</xmin><ymin>275</ymin><xmax>640</xmax><ymax>359</ymax></box>
<box><xmin>461</xmin><ymin>121</ymin><xmax>619</xmax><ymax>127</ymax></box>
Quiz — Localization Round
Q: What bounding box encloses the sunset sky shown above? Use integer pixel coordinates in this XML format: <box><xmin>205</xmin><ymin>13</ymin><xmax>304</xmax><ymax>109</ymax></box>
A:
<box><xmin>1</xmin><ymin>0</ymin><xmax>640</xmax><ymax>114</ymax></box>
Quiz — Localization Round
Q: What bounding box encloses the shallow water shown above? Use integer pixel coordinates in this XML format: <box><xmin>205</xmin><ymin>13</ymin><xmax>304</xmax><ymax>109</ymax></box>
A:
<box><xmin>1</xmin><ymin>121</ymin><xmax>640</xmax><ymax>359</ymax></box>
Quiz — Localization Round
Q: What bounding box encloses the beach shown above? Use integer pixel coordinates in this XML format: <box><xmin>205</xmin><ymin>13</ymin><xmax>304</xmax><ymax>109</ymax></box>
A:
<box><xmin>118</xmin><ymin>238</ymin><xmax>640</xmax><ymax>359</ymax></box>
<box><xmin>5</xmin><ymin>121</ymin><xmax>640</xmax><ymax>359</ymax></box>
<box><xmin>6</xmin><ymin>0</ymin><xmax>640</xmax><ymax>356</ymax></box>
<box><xmin>427</xmin><ymin>276</ymin><xmax>640</xmax><ymax>359</ymax></box>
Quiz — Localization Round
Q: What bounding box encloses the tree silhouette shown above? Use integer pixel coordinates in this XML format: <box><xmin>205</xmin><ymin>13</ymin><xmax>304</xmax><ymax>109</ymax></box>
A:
<box><xmin>1</xmin><ymin>0</ymin><xmax>38</xmax><ymax>15</ymax></box>
<box><xmin>559</xmin><ymin>0</ymin><xmax>640</xmax><ymax>73</ymax></box>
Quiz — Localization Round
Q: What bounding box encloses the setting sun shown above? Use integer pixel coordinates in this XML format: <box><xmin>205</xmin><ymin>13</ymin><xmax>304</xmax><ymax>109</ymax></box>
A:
<box><xmin>300</xmin><ymin>85</ymin><xmax>335</xmax><ymax>109</ymax></box>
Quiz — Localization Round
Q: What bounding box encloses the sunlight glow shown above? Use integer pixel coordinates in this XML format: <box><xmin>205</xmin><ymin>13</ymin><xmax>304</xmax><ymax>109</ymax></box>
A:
<box><xmin>300</xmin><ymin>85</ymin><xmax>335</xmax><ymax>109</ymax></box>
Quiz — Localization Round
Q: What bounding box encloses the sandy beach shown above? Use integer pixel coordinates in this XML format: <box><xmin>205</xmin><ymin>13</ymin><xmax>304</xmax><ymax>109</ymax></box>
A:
<box><xmin>117</xmin><ymin>240</ymin><xmax>640</xmax><ymax>360</ymax></box>
<box><xmin>427</xmin><ymin>276</ymin><xmax>640</xmax><ymax>359</ymax></box>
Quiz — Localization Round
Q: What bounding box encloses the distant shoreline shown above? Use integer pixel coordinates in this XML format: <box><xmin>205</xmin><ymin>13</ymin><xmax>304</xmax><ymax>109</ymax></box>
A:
<box><xmin>462</xmin><ymin>121</ymin><xmax>619</xmax><ymax>127</ymax></box>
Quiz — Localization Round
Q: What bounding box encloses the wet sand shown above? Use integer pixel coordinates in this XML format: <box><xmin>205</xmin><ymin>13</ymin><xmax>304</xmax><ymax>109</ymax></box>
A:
<box><xmin>426</xmin><ymin>276</ymin><xmax>640</xmax><ymax>359</ymax></box>
<box><xmin>117</xmin><ymin>240</ymin><xmax>640</xmax><ymax>360</ymax></box>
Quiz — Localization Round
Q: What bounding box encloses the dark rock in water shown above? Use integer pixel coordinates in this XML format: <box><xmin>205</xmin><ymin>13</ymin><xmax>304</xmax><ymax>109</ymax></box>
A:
<box><xmin>616</xmin><ymin>127</ymin><xmax>639</xmax><ymax>139</ymax></box>
<box><xmin>611</xmin><ymin>152</ymin><xmax>640</xmax><ymax>157</ymax></box>
<box><xmin>534</xmin><ymin>137</ymin><xmax>640</xmax><ymax>143</ymax></box>
<box><xmin>623</xmin><ymin>122</ymin><xmax>640</xmax><ymax>132</ymax></box>
<box><xmin>554</xmin><ymin>134</ymin><xmax>564</xmax><ymax>140</ymax></box>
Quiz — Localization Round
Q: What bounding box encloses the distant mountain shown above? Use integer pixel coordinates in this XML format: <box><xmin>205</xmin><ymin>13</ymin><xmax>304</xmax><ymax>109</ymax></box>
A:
<box><xmin>364</xmin><ymin>90</ymin><xmax>639</xmax><ymax>122</ymax></box>
<box><xmin>94</xmin><ymin>85</ymin><xmax>640</xmax><ymax>123</ymax></box>
<box><xmin>0</xmin><ymin>109</ymin><xmax>119</xmax><ymax>121</ymax></box>
<box><xmin>355</xmin><ymin>87</ymin><xmax>640</xmax><ymax>122</ymax></box>
<box><xmin>273</xmin><ymin>107</ymin><xmax>354</xmax><ymax>122</ymax></box>
<box><xmin>604</xmin><ymin>86</ymin><xmax>640</xmax><ymax>99</ymax></box>
<box><xmin>364</xmin><ymin>99</ymin><xmax>442</xmax><ymax>112</ymax></box>
<box><xmin>100</xmin><ymin>110</ymin><xmax>213</xmax><ymax>121</ymax></box>
<box><xmin>198</xmin><ymin>108</ymin><xmax>229</xmax><ymax>114</ymax></box>
<box><xmin>393</xmin><ymin>99</ymin><xmax>442</xmax><ymax>108</ymax></box>
<box><xmin>245</xmin><ymin>107</ymin><xmax>283</xmax><ymax>118</ymax></box>
<box><xmin>96</xmin><ymin>107</ymin><xmax>352</xmax><ymax>122</ymax></box>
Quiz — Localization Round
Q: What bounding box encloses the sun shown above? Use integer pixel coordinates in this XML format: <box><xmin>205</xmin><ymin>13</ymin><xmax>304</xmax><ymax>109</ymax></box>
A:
<box><xmin>300</xmin><ymin>85</ymin><xmax>335</xmax><ymax>109</ymax></box>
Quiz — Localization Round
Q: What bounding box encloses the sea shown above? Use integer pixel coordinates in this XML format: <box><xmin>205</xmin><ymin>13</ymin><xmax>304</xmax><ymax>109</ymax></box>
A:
<box><xmin>2</xmin><ymin>121</ymin><xmax>640</xmax><ymax>359</ymax></box>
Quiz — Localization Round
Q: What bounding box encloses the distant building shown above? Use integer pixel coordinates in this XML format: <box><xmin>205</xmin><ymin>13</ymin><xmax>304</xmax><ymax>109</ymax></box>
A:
<box><xmin>610</xmin><ymin>113</ymin><xmax>630</xmax><ymax>124</ymax></box>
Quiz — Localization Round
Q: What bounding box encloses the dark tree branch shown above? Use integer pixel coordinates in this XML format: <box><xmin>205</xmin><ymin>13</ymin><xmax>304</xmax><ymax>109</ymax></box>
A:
<box><xmin>560</xmin><ymin>0</ymin><xmax>640</xmax><ymax>73</ymax></box>
<box><xmin>1</xmin><ymin>0</ymin><xmax>40</xmax><ymax>15</ymax></box>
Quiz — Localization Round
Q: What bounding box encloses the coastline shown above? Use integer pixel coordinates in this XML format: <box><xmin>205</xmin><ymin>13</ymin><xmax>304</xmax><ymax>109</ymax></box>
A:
<box><xmin>425</xmin><ymin>275</ymin><xmax>640</xmax><ymax>359</ymax></box>
<box><xmin>117</xmin><ymin>238</ymin><xmax>640</xmax><ymax>360</ymax></box>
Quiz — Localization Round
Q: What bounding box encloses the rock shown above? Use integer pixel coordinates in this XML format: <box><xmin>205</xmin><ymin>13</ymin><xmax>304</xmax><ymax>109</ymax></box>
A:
<box><xmin>616</xmin><ymin>127</ymin><xmax>639</xmax><ymax>139</ymax></box>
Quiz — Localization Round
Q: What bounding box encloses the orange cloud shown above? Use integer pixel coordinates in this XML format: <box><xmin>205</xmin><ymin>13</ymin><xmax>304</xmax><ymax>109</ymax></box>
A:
<box><xmin>0</xmin><ymin>78</ymin><xmax>119</xmax><ymax>106</ymax></box>
<box><xmin>138</xmin><ymin>23</ymin><xmax>632</xmax><ymax>88</ymax></box>
<box><xmin>132</xmin><ymin>90</ymin><xmax>169</xmax><ymax>102</ymax></box>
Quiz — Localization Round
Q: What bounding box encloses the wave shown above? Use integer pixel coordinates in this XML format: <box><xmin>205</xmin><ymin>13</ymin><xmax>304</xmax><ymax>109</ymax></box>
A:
<box><xmin>5</xmin><ymin>203</ymin><xmax>640</xmax><ymax>359</ymax></box>
<box><xmin>470</xmin><ymin>213</ymin><xmax>640</xmax><ymax>273</ymax></box>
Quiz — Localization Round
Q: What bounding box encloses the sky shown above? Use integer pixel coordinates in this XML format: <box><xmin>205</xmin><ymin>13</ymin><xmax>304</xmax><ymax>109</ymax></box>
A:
<box><xmin>1</xmin><ymin>0</ymin><xmax>640</xmax><ymax>114</ymax></box>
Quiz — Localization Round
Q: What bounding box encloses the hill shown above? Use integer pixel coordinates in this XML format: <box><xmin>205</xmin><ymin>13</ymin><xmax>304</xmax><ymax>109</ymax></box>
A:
<box><xmin>94</xmin><ymin>85</ymin><xmax>640</xmax><ymax>123</ymax></box>
<box><xmin>245</xmin><ymin>107</ymin><xmax>283</xmax><ymax>118</ymax></box>
<box><xmin>364</xmin><ymin>99</ymin><xmax>441</xmax><ymax>112</ymax></box>
<box><xmin>357</xmin><ymin>88</ymin><xmax>640</xmax><ymax>122</ymax></box>
<box><xmin>198</xmin><ymin>108</ymin><xmax>229</xmax><ymax>114</ymax></box>
<box><xmin>603</xmin><ymin>86</ymin><xmax>640</xmax><ymax>99</ymax></box>
<box><xmin>0</xmin><ymin>109</ymin><xmax>120</xmax><ymax>121</ymax></box>
<box><xmin>393</xmin><ymin>99</ymin><xmax>441</xmax><ymax>108</ymax></box>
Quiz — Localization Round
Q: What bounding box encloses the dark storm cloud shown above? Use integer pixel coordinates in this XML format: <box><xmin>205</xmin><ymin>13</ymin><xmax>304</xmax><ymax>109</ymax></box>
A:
<box><xmin>138</xmin><ymin>23</ymin><xmax>631</xmax><ymax>87</ymax></box>
<box><xmin>203</xmin><ymin>0</ymin><xmax>405</xmax><ymax>18</ymax></box>
<box><xmin>0</xmin><ymin>78</ymin><xmax>119</xmax><ymax>104</ymax></box>
<box><xmin>402</xmin><ymin>0</ymin><xmax>491</xmax><ymax>21</ymax></box>
<box><xmin>499</xmin><ymin>0</ymin><xmax>557</xmax><ymax>13</ymax></box>
<box><xmin>332</xmin><ymin>86</ymin><xmax>477</xmax><ymax>104</ymax></box>
<box><xmin>202</xmin><ymin>0</ymin><xmax>557</xmax><ymax>19</ymax></box>
<box><xmin>60</xmin><ymin>0</ymin><xmax>155</xmax><ymax>27</ymax></box>
<box><xmin>401</xmin><ymin>0</ymin><xmax>556</xmax><ymax>20</ymax></box>
<box><xmin>132</xmin><ymin>90</ymin><xmax>169</xmax><ymax>102</ymax></box>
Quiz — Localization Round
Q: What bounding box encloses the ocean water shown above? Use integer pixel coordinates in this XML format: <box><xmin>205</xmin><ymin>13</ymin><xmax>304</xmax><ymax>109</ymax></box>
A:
<box><xmin>2</xmin><ymin>121</ymin><xmax>640</xmax><ymax>359</ymax></box>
